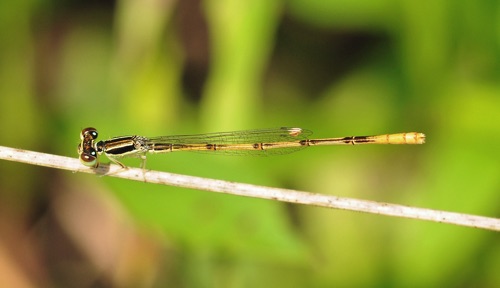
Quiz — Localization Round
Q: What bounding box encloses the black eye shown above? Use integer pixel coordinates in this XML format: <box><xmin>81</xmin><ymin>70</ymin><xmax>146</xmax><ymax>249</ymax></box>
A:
<box><xmin>80</xmin><ymin>127</ymin><xmax>98</xmax><ymax>140</ymax></box>
<box><xmin>79</xmin><ymin>148</ymin><xmax>98</xmax><ymax>167</ymax></box>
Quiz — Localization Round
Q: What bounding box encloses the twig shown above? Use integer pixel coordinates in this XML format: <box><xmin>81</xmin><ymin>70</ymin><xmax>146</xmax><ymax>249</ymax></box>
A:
<box><xmin>0</xmin><ymin>145</ymin><xmax>498</xmax><ymax>231</ymax></box>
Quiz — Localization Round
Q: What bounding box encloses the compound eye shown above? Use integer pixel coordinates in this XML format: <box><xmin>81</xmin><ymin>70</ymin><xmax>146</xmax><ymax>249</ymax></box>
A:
<box><xmin>80</xmin><ymin>127</ymin><xmax>98</xmax><ymax>140</ymax></box>
<box><xmin>79</xmin><ymin>149</ymin><xmax>98</xmax><ymax>167</ymax></box>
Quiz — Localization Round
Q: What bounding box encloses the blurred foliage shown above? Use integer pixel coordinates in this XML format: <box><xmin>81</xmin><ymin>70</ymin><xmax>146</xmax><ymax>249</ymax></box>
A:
<box><xmin>0</xmin><ymin>0</ymin><xmax>499</xmax><ymax>287</ymax></box>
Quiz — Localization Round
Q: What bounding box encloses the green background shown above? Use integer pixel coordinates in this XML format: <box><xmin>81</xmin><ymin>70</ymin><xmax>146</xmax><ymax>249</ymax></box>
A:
<box><xmin>0</xmin><ymin>0</ymin><xmax>498</xmax><ymax>287</ymax></box>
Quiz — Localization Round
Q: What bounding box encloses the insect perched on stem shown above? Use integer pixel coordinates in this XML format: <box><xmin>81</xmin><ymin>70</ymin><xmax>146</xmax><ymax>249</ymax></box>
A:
<box><xmin>78</xmin><ymin>127</ymin><xmax>425</xmax><ymax>168</ymax></box>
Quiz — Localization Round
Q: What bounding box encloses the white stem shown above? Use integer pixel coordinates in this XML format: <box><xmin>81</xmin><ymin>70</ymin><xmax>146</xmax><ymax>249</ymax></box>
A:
<box><xmin>0</xmin><ymin>145</ymin><xmax>498</xmax><ymax>231</ymax></box>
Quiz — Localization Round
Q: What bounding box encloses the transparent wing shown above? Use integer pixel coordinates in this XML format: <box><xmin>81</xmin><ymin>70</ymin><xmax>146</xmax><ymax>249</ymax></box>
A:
<box><xmin>147</xmin><ymin>127</ymin><xmax>312</xmax><ymax>144</ymax></box>
<box><xmin>146</xmin><ymin>127</ymin><xmax>313</xmax><ymax>156</ymax></box>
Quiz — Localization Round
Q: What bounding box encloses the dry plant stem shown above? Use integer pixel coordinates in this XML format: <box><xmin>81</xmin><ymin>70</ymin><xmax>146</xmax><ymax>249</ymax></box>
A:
<box><xmin>1</xmin><ymin>145</ymin><xmax>499</xmax><ymax>231</ymax></box>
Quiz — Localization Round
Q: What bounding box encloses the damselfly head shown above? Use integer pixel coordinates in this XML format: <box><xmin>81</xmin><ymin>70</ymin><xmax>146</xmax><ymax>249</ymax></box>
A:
<box><xmin>79</xmin><ymin>127</ymin><xmax>100</xmax><ymax>167</ymax></box>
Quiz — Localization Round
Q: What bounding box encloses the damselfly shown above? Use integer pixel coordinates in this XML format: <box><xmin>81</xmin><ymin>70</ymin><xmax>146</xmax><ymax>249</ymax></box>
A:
<box><xmin>78</xmin><ymin>127</ymin><xmax>425</xmax><ymax>168</ymax></box>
